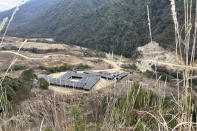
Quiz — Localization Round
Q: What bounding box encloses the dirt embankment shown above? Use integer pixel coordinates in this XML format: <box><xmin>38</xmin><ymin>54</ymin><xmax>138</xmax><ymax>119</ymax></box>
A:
<box><xmin>136</xmin><ymin>41</ymin><xmax>184</xmax><ymax>71</ymax></box>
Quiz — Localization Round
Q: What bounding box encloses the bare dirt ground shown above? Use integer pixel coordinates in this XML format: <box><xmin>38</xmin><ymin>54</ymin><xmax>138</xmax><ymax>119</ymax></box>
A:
<box><xmin>0</xmin><ymin>37</ymin><xmax>111</xmax><ymax>78</ymax></box>
<box><xmin>0</xmin><ymin>51</ymin><xmax>109</xmax><ymax>77</ymax></box>
<box><xmin>136</xmin><ymin>41</ymin><xmax>186</xmax><ymax>71</ymax></box>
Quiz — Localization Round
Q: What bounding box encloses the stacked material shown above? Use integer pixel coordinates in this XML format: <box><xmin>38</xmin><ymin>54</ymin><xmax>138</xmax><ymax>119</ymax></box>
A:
<box><xmin>116</xmin><ymin>72</ymin><xmax>128</xmax><ymax>80</ymax></box>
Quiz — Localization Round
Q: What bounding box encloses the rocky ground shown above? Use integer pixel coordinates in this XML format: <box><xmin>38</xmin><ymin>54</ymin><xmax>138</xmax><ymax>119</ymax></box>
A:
<box><xmin>136</xmin><ymin>41</ymin><xmax>184</xmax><ymax>71</ymax></box>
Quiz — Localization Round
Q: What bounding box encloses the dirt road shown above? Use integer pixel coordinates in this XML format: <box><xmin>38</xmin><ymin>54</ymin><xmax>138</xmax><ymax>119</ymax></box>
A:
<box><xmin>141</xmin><ymin>59</ymin><xmax>197</xmax><ymax>70</ymax></box>
<box><xmin>0</xmin><ymin>50</ymin><xmax>70</xmax><ymax>60</ymax></box>
<box><xmin>0</xmin><ymin>50</ymin><xmax>121</xmax><ymax>71</ymax></box>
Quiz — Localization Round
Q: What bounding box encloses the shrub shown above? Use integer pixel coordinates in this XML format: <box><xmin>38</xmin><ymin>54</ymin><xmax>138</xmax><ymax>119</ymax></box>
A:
<box><xmin>97</xmin><ymin>52</ymin><xmax>106</xmax><ymax>58</ymax></box>
<box><xmin>38</xmin><ymin>63</ymin><xmax>76</xmax><ymax>73</ymax></box>
<box><xmin>45</xmin><ymin>48</ymin><xmax>59</xmax><ymax>53</ymax></box>
<box><xmin>0</xmin><ymin>96</ymin><xmax>12</xmax><ymax>112</ymax></box>
<box><xmin>38</xmin><ymin>65</ymin><xmax>48</xmax><ymax>70</ymax></box>
<box><xmin>151</xmin><ymin>65</ymin><xmax>183</xmax><ymax>80</ymax></box>
<box><xmin>100</xmin><ymin>82</ymin><xmax>159</xmax><ymax>129</ymax></box>
<box><xmin>38</xmin><ymin>78</ymin><xmax>49</xmax><ymax>90</ymax></box>
<box><xmin>11</xmin><ymin>46</ymin><xmax>18</xmax><ymax>50</ymax></box>
<box><xmin>151</xmin><ymin>65</ymin><xmax>169</xmax><ymax>74</ymax></box>
<box><xmin>192</xmin><ymin>78</ymin><xmax>197</xmax><ymax>86</ymax></box>
<box><xmin>1</xmin><ymin>47</ymin><xmax>7</xmax><ymax>50</ymax></box>
<box><xmin>48</xmin><ymin>67</ymin><xmax>59</xmax><ymax>73</ymax></box>
<box><xmin>2</xmin><ymin>85</ymin><xmax>16</xmax><ymax>102</ymax></box>
<box><xmin>12</xmin><ymin>65</ymin><xmax>27</xmax><ymax>71</ymax></box>
<box><xmin>77</xmin><ymin>63</ymin><xmax>91</xmax><ymax>70</ymax></box>
<box><xmin>1</xmin><ymin>77</ymin><xmax>31</xmax><ymax>110</ymax></box>
<box><xmin>31</xmin><ymin>48</ymin><xmax>38</xmax><ymax>53</ymax></box>
<box><xmin>72</xmin><ymin>106</ymin><xmax>85</xmax><ymax>131</ymax></box>
<box><xmin>44</xmin><ymin>128</ymin><xmax>53</xmax><ymax>131</ymax></box>
<box><xmin>21</xmin><ymin>69</ymin><xmax>36</xmax><ymax>81</ymax></box>
<box><xmin>0</xmin><ymin>84</ymin><xmax>16</xmax><ymax>107</ymax></box>
<box><xmin>144</xmin><ymin>70</ymin><xmax>175</xmax><ymax>83</ymax></box>
<box><xmin>121</xmin><ymin>64</ymin><xmax>137</xmax><ymax>70</ymax></box>
<box><xmin>59</xmin><ymin>63</ymin><xmax>73</xmax><ymax>71</ymax></box>
<box><xmin>119</xmin><ymin>82</ymin><xmax>158</xmax><ymax>111</ymax></box>
<box><xmin>2</xmin><ymin>77</ymin><xmax>28</xmax><ymax>92</ymax></box>
<box><xmin>38</xmin><ymin>63</ymin><xmax>90</xmax><ymax>73</ymax></box>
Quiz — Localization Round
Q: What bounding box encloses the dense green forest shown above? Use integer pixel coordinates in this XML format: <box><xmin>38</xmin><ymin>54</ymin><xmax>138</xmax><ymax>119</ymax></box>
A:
<box><xmin>0</xmin><ymin>0</ymin><xmax>191</xmax><ymax>57</ymax></box>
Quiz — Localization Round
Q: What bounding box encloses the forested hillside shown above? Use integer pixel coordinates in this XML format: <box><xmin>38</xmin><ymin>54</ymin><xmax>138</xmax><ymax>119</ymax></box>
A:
<box><xmin>55</xmin><ymin>0</ymin><xmax>176</xmax><ymax>57</ymax></box>
<box><xmin>0</xmin><ymin>0</ymin><xmax>189</xmax><ymax>57</ymax></box>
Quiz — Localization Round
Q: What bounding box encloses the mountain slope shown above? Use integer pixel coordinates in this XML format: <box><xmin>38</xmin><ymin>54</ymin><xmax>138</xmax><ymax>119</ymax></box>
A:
<box><xmin>0</xmin><ymin>0</ymin><xmax>62</xmax><ymax>36</ymax></box>
<box><xmin>56</xmin><ymin>0</ymin><xmax>176</xmax><ymax>57</ymax></box>
<box><xmin>56</xmin><ymin>0</ymin><xmax>150</xmax><ymax>57</ymax></box>
<box><xmin>0</xmin><ymin>0</ymin><xmax>190</xmax><ymax>57</ymax></box>
<box><xmin>1</xmin><ymin>0</ymin><xmax>109</xmax><ymax>37</ymax></box>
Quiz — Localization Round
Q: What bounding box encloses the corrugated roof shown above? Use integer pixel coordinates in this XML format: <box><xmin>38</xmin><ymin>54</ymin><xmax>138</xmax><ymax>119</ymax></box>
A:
<box><xmin>38</xmin><ymin>70</ymin><xmax>128</xmax><ymax>91</ymax></box>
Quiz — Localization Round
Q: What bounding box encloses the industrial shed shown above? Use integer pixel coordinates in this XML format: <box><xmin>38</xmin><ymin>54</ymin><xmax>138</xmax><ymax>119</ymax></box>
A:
<box><xmin>38</xmin><ymin>70</ymin><xmax>128</xmax><ymax>91</ymax></box>
<box><xmin>84</xmin><ymin>70</ymin><xmax>115</xmax><ymax>80</ymax></box>
<box><xmin>38</xmin><ymin>72</ymin><xmax>101</xmax><ymax>91</ymax></box>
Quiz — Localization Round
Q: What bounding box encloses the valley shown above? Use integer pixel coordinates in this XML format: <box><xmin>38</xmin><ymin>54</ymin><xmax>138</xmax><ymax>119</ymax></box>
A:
<box><xmin>0</xmin><ymin>0</ymin><xmax>197</xmax><ymax>130</ymax></box>
<box><xmin>0</xmin><ymin>37</ymin><xmax>177</xmax><ymax>130</ymax></box>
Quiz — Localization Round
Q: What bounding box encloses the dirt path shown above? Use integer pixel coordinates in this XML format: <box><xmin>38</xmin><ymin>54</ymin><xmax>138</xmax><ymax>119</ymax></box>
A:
<box><xmin>0</xmin><ymin>50</ymin><xmax>122</xmax><ymax>77</ymax></box>
<box><xmin>93</xmin><ymin>59</ymin><xmax>121</xmax><ymax>73</ymax></box>
<box><xmin>51</xmin><ymin>58</ymin><xmax>121</xmax><ymax>78</ymax></box>
<box><xmin>0</xmin><ymin>50</ymin><xmax>121</xmax><ymax>71</ymax></box>
<box><xmin>0</xmin><ymin>51</ymin><xmax>70</xmax><ymax>60</ymax></box>
<box><xmin>142</xmin><ymin>59</ymin><xmax>197</xmax><ymax>70</ymax></box>
<box><xmin>0</xmin><ymin>50</ymin><xmax>123</xmax><ymax>94</ymax></box>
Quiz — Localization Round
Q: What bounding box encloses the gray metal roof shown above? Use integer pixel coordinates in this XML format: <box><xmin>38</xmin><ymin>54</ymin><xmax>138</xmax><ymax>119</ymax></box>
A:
<box><xmin>116</xmin><ymin>72</ymin><xmax>128</xmax><ymax>80</ymax></box>
<box><xmin>38</xmin><ymin>72</ymin><xmax>100</xmax><ymax>91</ymax></box>
<box><xmin>38</xmin><ymin>70</ymin><xmax>128</xmax><ymax>91</ymax></box>
<box><xmin>84</xmin><ymin>70</ymin><xmax>115</xmax><ymax>80</ymax></box>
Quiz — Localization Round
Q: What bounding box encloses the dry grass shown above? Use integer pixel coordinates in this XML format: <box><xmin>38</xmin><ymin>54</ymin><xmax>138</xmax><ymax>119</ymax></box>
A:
<box><xmin>100</xmin><ymin>0</ymin><xmax>197</xmax><ymax>130</ymax></box>
<box><xmin>0</xmin><ymin>0</ymin><xmax>28</xmax><ymax>130</ymax></box>
<box><xmin>1</xmin><ymin>0</ymin><xmax>197</xmax><ymax>130</ymax></box>
<box><xmin>170</xmin><ymin>0</ymin><xmax>196</xmax><ymax>130</ymax></box>
<box><xmin>0</xmin><ymin>18</ymin><xmax>8</xmax><ymax>33</ymax></box>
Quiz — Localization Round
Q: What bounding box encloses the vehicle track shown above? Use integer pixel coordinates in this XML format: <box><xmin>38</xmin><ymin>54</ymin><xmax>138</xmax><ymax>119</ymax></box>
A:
<box><xmin>0</xmin><ymin>50</ymin><xmax>121</xmax><ymax>72</ymax></box>
<box><xmin>142</xmin><ymin>59</ymin><xmax>197</xmax><ymax>70</ymax></box>
<box><xmin>0</xmin><ymin>51</ymin><xmax>69</xmax><ymax>60</ymax></box>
